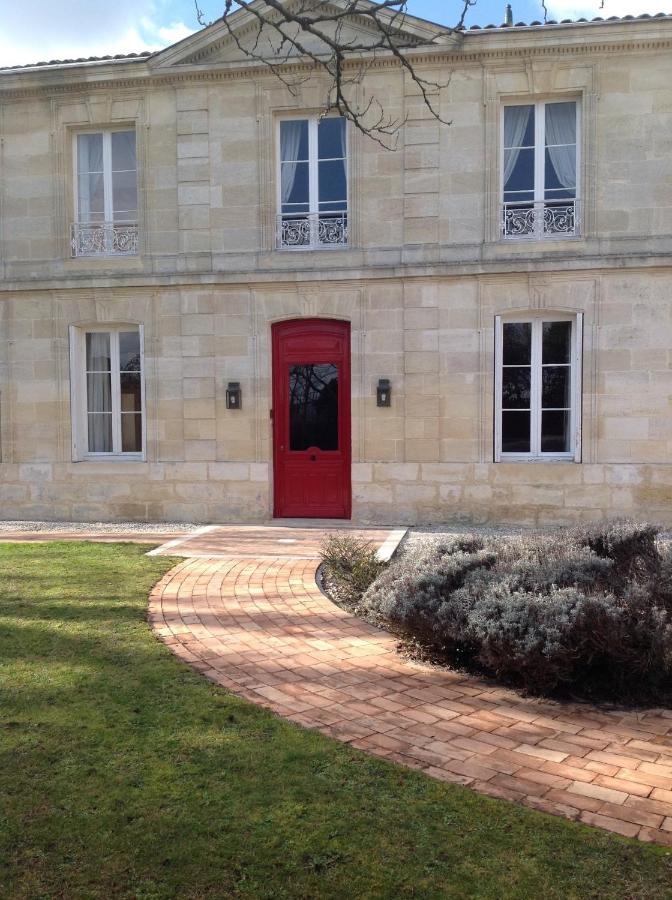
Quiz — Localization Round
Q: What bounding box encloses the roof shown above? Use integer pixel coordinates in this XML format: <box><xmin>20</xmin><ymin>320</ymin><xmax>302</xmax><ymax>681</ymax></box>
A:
<box><xmin>3</xmin><ymin>51</ymin><xmax>153</xmax><ymax>73</ymax></box>
<box><xmin>2</xmin><ymin>11</ymin><xmax>671</xmax><ymax>73</ymax></box>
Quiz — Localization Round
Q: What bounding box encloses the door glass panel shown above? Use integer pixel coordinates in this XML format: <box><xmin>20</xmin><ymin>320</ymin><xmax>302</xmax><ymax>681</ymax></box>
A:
<box><xmin>541</xmin><ymin>410</ymin><xmax>571</xmax><ymax>453</ymax></box>
<box><xmin>542</xmin><ymin>321</ymin><xmax>571</xmax><ymax>364</ymax></box>
<box><xmin>289</xmin><ymin>364</ymin><xmax>339</xmax><ymax>451</ymax></box>
<box><xmin>502</xmin><ymin>368</ymin><xmax>531</xmax><ymax>409</ymax></box>
<box><xmin>501</xmin><ymin>411</ymin><xmax>531</xmax><ymax>453</ymax></box>
<box><xmin>502</xmin><ymin>323</ymin><xmax>531</xmax><ymax>365</ymax></box>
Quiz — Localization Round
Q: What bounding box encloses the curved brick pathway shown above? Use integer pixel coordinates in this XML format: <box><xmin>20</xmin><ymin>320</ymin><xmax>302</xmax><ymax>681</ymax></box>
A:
<box><xmin>149</xmin><ymin>553</ymin><xmax>672</xmax><ymax>846</ymax></box>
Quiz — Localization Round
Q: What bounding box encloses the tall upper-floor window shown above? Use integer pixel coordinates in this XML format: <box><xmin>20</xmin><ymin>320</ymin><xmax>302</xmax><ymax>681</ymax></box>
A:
<box><xmin>70</xmin><ymin>326</ymin><xmax>144</xmax><ymax>459</ymax></box>
<box><xmin>501</xmin><ymin>101</ymin><xmax>579</xmax><ymax>241</ymax></box>
<box><xmin>71</xmin><ymin>130</ymin><xmax>138</xmax><ymax>257</ymax></box>
<box><xmin>495</xmin><ymin>314</ymin><xmax>583</xmax><ymax>461</ymax></box>
<box><xmin>277</xmin><ymin>116</ymin><xmax>348</xmax><ymax>250</ymax></box>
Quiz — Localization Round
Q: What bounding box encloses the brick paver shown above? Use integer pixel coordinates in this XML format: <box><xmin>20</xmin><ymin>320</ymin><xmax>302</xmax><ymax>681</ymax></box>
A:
<box><xmin>148</xmin><ymin>536</ymin><xmax>672</xmax><ymax>846</ymax></box>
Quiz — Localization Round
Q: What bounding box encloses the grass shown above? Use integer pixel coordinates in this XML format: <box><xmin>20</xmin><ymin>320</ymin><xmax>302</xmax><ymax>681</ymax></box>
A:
<box><xmin>1</xmin><ymin>542</ymin><xmax>671</xmax><ymax>900</ymax></box>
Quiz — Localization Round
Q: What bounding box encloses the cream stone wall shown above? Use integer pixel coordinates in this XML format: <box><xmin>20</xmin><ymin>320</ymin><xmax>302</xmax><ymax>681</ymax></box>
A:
<box><xmin>0</xmin><ymin>17</ymin><xmax>671</xmax><ymax>524</ymax></box>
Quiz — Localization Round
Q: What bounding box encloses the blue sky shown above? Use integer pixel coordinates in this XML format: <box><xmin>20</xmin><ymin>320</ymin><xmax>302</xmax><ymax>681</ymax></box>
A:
<box><xmin>1</xmin><ymin>1</ymin><xmax>665</xmax><ymax>67</ymax></box>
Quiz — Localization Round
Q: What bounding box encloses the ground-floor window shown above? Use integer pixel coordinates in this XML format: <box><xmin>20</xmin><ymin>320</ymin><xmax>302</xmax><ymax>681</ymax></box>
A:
<box><xmin>70</xmin><ymin>325</ymin><xmax>144</xmax><ymax>459</ymax></box>
<box><xmin>494</xmin><ymin>313</ymin><xmax>582</xmax><ymax>461</ymax></box>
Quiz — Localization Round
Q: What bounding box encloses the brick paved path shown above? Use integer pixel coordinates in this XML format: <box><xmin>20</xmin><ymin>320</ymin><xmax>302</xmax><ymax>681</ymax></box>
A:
<box><xmin>149</xmin><ymin>544</ymin><xmax>672</xmax><ymax>846</ymax></box>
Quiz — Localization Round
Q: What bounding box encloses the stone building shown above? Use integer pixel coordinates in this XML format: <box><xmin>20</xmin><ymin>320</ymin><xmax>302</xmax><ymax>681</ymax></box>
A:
<box><xmin>0</xmin><ymin>6</ymin><xmax>671</xmax><ymax>525</ymax></box>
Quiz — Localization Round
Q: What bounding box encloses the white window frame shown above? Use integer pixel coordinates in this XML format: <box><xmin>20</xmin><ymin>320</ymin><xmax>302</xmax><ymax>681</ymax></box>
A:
<box><xmin>494</xmin><ymin>313</ymin><xmax>583</xmax><ymax>462</ymax></box>
<box><xmin>500</xmin><ymin>99</ymin><xmax>581</xmax><ymax>241</ymax></box>
<box><xmin>71</xmin><ymin>128</ymin><xmax>139</xmax><ymax>258</ymax></box>
<box><xmin>69</xmin><ymin>324</ymin><xmax>146</xmax><ymax>461</ymax></box>
<box><xmin>72</xmin><ymin>128</ymin><xmax>137</xmax><ymax>225</ymax></box>
<box><xmin>275</xmin><ymin>114</ymin><xmax>348</xmax><ymax>250</ymax></box>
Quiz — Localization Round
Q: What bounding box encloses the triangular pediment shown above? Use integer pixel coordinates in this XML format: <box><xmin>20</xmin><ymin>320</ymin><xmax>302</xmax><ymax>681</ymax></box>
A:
<box><xmin>150</xmin><ymin>0</ymin><xmax>456</xmax><ymax>70</ymax></box>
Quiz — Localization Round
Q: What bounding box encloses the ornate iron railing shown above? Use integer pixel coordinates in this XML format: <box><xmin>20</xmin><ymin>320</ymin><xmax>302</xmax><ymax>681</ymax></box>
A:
<box><xmin>276</xmin><ymin>213</ymin><xmax>348</xmax><ymax>250</ymax></box>
<box><xmin>500</xmin><ymin>200</ymin><xmax>580</xmax><ymax>240</ymax></box>
<box><xmin>71</xmin><ymin>222</ymin><xmax>139</xmax><ymax>257</ymax></box>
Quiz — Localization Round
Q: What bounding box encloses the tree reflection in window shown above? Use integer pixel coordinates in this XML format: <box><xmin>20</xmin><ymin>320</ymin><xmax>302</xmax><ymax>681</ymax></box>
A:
<box><xmin>289</xmin><ymin>364</ymin><xmax>339</xmax><ymax>451</ymax></box>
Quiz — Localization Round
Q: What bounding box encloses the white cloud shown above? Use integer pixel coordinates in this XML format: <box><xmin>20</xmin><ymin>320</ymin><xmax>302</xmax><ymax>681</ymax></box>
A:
<box><xmin>0</xmin><ymin>1</ymin><xmax>197</xmax><ymax>67</ymax></box>
<box><xmin>547</xmin><ymin>0</ymin><xmax>667</xmax><ymax>18</ymax></box>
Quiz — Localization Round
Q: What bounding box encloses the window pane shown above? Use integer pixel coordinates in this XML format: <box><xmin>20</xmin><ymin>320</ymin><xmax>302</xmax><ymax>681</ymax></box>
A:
<box><xmin>504</xmin><ymin>105</ymin><xmax>535</xmax><ymax>148</ymax></box>
<box><xmin>112</xmin><ymin>170</ymin><xmax>138</xmax><ymax>220</ymax></box>
<box><xmin>86</xmin><ymin>333</ymin><xmax>111</xmax><ymax>371</ymax></box>
<box><xmin>502</xmin><ymin>411</ymin><xmax>530</xmax><ymax>453</ymax></box>
<box><xmin>78</xmin><ymin>173</ymin><xmax>105</xmax><ymax>222</ymax></box>
<box><xmin>504</xmin><ymin>147</ymin><xmax>535</xmax><ymax>196</ymax></box>
<box><xmin>542</xmin><ymin>322</ymin><xmax>571</xmax><ymax>364</ymax></box>
<box><xmin>545</xmin><ymin>148</ymin><xmax>576</xmax><ymax>197</ymax></box>
<box><xmin>546</xmin><ymin>102</ymin><xmax>576</xmax><ymax>146</ymax></box>
<box><xmin>120</xmin><ymin>372</ymin><xmax>142</xmax><ymax>413</ymax></box>
<box><xmin>289</xmin><ymin>364</ymin><xmax>338</xmax><ymax>451</ymax></box>
<box><xmin>541</xmin><ymin>410</ymin><xmax>571</xmax><ymax>453</ymax></box>
<box><xmin>318</xmin><ymin>159</ymin><xmax>347</xmax><ymax>205</ymax></box>
<box><xmin>111</xmin><ymin>130</ymin><xmax>136</xmax><ymax>172</ymax></box>
<box><xmin>542</xmin><ymin>366</ymin><xmax>571</xmax><ymax>409</ymax></box>
<box><xmin>121</xmin><ymin>413</ymin><xmax>142</xmax><ymax>452</ymax></box>
<box><xmin>77</xmin><ymin>133</ymin><xmax>103</xmax><ymax>174</ymax></box>
<box><xmin>119</xmin><ymin>332</ymin><xmax>141</xmax><ymax>371</ymax></box>
<box><xmin>318</xmin><ymin>117</ymin><xmax>345</xmax><ymax>159</ymax></box>
<box><xmin>280</xmin><ymin>120</ymin><xmax>308</xmax><ymax>161</ymax></box>
<box><xmin>87</xmin><ymin>373</ymin><xmax>112</xmax><ymax>413</ymax></box>
<box><xmin>502</xmin><ymin>367</ymin><xmax>531</xmax><ymax>409</ymax></box>
<box><xmin>502</xmin><ymin>323</ymin><xmax>531</xmax><ymax>366</ymax></box>
<box><xmin>88</xmin><ymin>413</ymin><xmax>112</xmax><ymax>452</ymax></box>
<box><xmin>281</xmin><ymin>160</ymin><xmax>309</xmax><ymax>208</ymax></box>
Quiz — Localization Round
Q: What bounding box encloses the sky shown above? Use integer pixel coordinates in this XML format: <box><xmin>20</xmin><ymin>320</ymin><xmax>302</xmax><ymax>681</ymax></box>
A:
<box><xmin>0</xmin><ymin>0</ymin><xmax>667</xmax><ymax>67</ymax></box>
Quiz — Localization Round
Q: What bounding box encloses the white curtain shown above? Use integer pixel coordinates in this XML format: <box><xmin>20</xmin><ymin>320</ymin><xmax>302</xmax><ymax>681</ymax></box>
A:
<box><xmin>111</xmin><ymin>131</ymin><xmax>137</xmax><ymax>221</ymax></box>
<box><xmin>280</xmin><ymin>121</ymin><xmax>303</xmax><ymax>205</ymax></box>
<box><xmin>338</xmin><ymin>117</ymin><xmax>347</xmax><ymax>160</ymax></box>
<box><xmin>503</xmin><ymin>105</ymin><xmax>532</xmax><ymax>188</ymax></box>
<box><xmin>77</xmin><ymin>133</ymin><xmax>104</xmax><ymax>223</ymax></box>
<box><xmin>545</xmin><ymin>103</ymin><xmax>577</xmax><ymax>191</ymax></box>
<box><xmin>86</xmin><ymin>332</ymin><xmax>112</xmax><ymax>452</ymax></box>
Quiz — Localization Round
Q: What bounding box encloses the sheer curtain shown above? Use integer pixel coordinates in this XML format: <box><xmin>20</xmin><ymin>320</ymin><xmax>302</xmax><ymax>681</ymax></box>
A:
<box><xmin>77</xmin><ymin>134</ymin><xmax>104</xmax><ymax>223</ymax></box>
<box><xmin>545</xmin><ymin>103</ymin><xmax>577</xmax><ymax>192</ymax></box>
<box><xmin>86</xmin><ymin>332</ymin><xmax>112</xmax><ymax>452</ymax></box>
<box><xmin>503</xmin><ymin>105</ymin><xmax>532</xmax><ymax>188</ymax></box>
<box><xmin>280</xmin><ymin>121</ymin><xmax>303</xmax><ymax>206</ymax></box>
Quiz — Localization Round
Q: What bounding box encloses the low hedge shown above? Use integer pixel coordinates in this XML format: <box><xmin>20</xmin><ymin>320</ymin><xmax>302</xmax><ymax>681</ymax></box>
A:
<box><xmin>357</xmin><ymin>522</ymin><xmax>672</xmax><ymax>703</ymax></box>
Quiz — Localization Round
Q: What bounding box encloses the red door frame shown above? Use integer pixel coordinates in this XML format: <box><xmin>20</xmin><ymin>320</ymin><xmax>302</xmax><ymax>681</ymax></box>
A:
<box><xmin>272</xmin><ymin>318</ymin><xmax>351</xmax><ymax>519</ymax></box>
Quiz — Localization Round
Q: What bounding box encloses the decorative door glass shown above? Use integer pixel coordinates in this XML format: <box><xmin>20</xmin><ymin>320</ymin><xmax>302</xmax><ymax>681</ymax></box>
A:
<box><xmin>289</xmin><ymin>364</ymin><xmax>339</xmax><ymax>451</ymax></box>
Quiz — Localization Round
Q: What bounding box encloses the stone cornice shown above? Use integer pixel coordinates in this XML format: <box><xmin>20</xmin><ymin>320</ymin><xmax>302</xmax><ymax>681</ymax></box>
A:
<box><xmin>1</xmin><ymin>252</ymin><xmax>672</xmax><ymax>294</ymax></box>
<box><xmin>1</xmin><ymin>18</ymin><xmax>671</xmax><ymax>100</ymax></box>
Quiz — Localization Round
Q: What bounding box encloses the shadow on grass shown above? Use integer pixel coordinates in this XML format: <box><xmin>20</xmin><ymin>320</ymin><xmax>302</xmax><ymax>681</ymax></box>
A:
<box><xmin>2</xmin><ymin>542</ymin><xmax>672</xmax><ymax>900</ymax></box>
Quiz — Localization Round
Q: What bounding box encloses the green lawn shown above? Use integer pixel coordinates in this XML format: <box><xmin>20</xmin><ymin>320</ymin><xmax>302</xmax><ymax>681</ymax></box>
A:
<box><xmin>1</xmin><ymin>543</ymin><xmax>671</xmax><ymax>900</ymax></box>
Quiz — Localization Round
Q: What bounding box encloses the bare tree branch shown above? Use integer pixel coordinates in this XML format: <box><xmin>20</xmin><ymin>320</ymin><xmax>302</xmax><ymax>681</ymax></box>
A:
<box><xmin>194</xmin><ymin>0</ymin><xmax>478</xmax><ymax>148</ymax></box>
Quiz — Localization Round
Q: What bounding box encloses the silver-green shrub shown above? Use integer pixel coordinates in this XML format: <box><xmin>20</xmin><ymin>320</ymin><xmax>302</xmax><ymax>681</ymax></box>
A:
<box><xmin>361</xmin><ymin>522</ymin><xmax>672</xmax><ymax>702</ymax></box>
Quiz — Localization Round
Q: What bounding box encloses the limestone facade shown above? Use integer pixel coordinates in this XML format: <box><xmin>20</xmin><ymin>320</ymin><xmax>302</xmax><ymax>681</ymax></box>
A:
<box><xmin>0</xmin><ymin>12</ymin><xmax>671</xmax><ymax>525</ymax></box>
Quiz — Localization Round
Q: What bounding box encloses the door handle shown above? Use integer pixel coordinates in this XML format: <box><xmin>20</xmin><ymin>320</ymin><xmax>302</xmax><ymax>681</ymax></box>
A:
<box><xmin>310</xmin><ymin>454</ymin><xmax>317</xmax><ymax>461</ymax></box>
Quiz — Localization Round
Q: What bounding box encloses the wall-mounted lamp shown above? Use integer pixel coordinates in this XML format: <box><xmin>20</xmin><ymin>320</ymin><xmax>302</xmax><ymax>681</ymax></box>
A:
<box><xmin>226</xmin><ymin>381</ymin><xmax>242</xmax><ymax>410</ymax></box>
<box><xmin>376</xmin><ymin>378</ymin><xmax>391</xmax><ymax>408</ymax></box>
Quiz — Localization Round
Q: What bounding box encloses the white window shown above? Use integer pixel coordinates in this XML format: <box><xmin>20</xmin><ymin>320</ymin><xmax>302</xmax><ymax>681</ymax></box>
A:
<box><xmin>495</xmin><ymin>314</ymin><xmax>582</xmax><ymax>461</ymax></box>
<box><xmin>71</xmin><ymin>129</ymin><xmax>138</xmax><ymax>256</ymax></box>
<box><xmin>70</xmin><ymin>326</ymin><xmax>144</xmax><ymax>459</ymax></box>
<box><xmin>277</xmin><ymin>116</ymin><xmax>348</xmax><ymax>250</ymax></box>
<box><xmin>501</xmin><ymin>101</ymin><xmax>579</xmax><ymax>240</ymax></box>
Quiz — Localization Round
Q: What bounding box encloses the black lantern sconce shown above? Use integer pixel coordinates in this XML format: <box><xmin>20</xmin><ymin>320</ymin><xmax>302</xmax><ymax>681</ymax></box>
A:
<box><xmin>226</xmin><ymin>382</ymin><xmax>242</xmax><ymax>410</ymax></box>
<box><xmin>376</xmin><ymin>378</ymin><xmax>391</xmax><ymax>408</ymax></box>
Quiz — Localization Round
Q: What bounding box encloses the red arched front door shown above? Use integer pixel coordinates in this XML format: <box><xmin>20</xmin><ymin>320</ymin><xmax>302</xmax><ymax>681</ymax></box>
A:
<box><xmin>272</xmin><ymin>319</ymin><xmax>351</xmax><ymax>519</ymax></box>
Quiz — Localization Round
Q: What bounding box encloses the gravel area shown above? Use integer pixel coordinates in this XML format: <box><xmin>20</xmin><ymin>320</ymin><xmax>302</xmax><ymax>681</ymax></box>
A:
<box><xmin>405</xmin><ymin>522</ymin><xmax>672</xmax><ymax>552</ymax></box>
<box><xmin>0</xmin><ymin>520</ymin><xmax>202</xmax><ymax>534</ymax></box>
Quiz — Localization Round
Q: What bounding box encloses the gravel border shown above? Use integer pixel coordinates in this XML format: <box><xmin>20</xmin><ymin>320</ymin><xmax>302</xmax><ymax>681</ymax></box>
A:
<box><xmin>0</xmin><ymin>520</ymin><xmax>202</xmax><ymax>534</ymax></box>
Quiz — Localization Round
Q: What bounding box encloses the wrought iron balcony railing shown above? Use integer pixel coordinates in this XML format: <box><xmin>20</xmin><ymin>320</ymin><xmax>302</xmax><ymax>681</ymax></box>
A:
<box><xmin>276</xmin><ymin>213</ymin><xmax>348</xmax><ymax>250</ymax></box>
<box><xmin>71</xmin><ymin>221</ymin><xmax>139</xmax><ymax>257</ymax></box>
<box><xmin>501</xmin><ymin>200</ymin><xmax>580</xmax><ymax>240</ymax></box>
